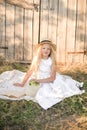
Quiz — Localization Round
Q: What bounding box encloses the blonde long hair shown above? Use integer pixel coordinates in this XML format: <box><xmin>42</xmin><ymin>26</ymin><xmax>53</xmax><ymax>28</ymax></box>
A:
<box><xmin>30</xmin><ymin>40</ymin><xmax>56</xmax><ymax>75</ymax></box>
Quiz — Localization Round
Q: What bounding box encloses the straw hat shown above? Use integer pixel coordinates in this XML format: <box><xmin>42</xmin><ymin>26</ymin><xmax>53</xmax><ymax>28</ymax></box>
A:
<box><xmin>37</xmin><ymin>40</ymin><xmax>56</xmax><ymax>51</ymax></box>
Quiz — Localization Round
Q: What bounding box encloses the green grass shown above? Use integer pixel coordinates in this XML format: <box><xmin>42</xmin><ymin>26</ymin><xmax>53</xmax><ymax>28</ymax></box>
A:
<box><xmin>0</xmin><ymin>62</ymin><xmax>87</xmax><ymax>130</ymax></box>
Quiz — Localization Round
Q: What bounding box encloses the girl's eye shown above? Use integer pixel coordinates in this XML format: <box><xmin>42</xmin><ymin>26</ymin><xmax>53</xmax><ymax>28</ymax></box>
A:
<box><xmin>42</xmin><ymin>47</ymin><xmax>50</xmax><ymax>50</ymax></box>
<box><xmin>42</xmin><ymin>48</ymin><xmax>45</xmax><ymax>49</ymax></box>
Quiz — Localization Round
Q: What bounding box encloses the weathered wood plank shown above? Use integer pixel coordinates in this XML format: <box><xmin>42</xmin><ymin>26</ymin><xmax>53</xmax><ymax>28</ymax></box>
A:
<box><xmin>83</xmin><ymin>0</ymin><xmax>87</xmax><ymax>63</ymax></box>
<box><xmin>23</xmin><ymin>0</ymin><xmax>33</xmax><ymax>61</ymax></box>
<box><xmin>74</xmin><ymin>0</ymin><xmax>86</xmax><ymax>63</ymax></box>
<box><xmin>40</xmin><ymin>0</ymin><xmax>49</xmax><ymax>40</ymax></box>
<box><xmin>14</xmin><ymin>6</ymin><xmax>23</xmax><ymax>61</ymax></box>
<box><xmin>57</xmin><ymin>0</ymin><xmax>67</xmax><ymax>64</ymax></box>
<box><xmin>32</xmin><ymin>0</ymin><xmax>40</xmax><ymax>55</ymax></box>
<box><xmin>66</xmin><ymin>0</ymin><xmax>77</xmax><ymax>64</ymax></box>
<box><xmin>5</xmin><ymin>3</ymin><xmax>15</xmax><ymax>61</ymax></box>
<box><xmin>0</xmin><ymin>2</ymin><xmax>5</xmax><ymax>59</ymax></box>
<box><xmin>24</xmin><ymin>9</ymin><xmax>32</xmax><ymax>61</ymax></box>
<box><xmin>0</xmin><ymin>0</ymin><xmax>39</xmax><ymax>10</ymax></box>
<box><xmin>0</xmin><ymin>0</ymin><xmax>4</xmax><ymax>4</ymax></box>
<box><xmin>50</xmin><ymin>0</ymin><xmax>58</xmax><ymax>44</ymax></box>
<box><xmin>47</xmin><ymin>0</ymin><xmax>57</xmax><ymax>42</ymax></box>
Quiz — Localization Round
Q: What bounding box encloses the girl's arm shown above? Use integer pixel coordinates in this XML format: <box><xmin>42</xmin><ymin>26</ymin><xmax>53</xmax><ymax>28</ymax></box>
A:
<box><xmin>14</xmin><ymin>69</ymin><xmax>33</xmax><ymax>87</ymax></box>
<box><xmin>30</xmin><ymin>64</ymin><xmax>56</xmax><ymax>83</ymax></box>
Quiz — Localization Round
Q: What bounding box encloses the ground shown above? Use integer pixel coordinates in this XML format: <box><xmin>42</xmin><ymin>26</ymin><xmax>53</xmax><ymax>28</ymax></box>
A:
<box><xmin>0</xmin><ymin>62</ymin><xmax>87</xmax><ymax>130</ymax></box>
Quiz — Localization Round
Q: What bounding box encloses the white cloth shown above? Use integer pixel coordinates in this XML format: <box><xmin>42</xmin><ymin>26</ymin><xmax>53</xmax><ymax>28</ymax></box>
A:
<box><xmin>0</xmin><ymin>58</ymin><xmax>85</xmax><ymax>109</ymax></box>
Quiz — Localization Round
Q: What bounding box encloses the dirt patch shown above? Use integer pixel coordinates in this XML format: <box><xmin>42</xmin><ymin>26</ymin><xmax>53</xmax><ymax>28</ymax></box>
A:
<box><xmin>49</xmin><ymin>115</ymin><xmax>87</xmax><ymax>130</ymax></box>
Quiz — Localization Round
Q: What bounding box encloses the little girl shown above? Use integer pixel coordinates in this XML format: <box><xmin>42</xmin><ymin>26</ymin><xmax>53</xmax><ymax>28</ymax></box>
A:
<box><xmin>0</xmin><ymin>40</ymin><xmax>85</xmax><ymax>109</ymax></box>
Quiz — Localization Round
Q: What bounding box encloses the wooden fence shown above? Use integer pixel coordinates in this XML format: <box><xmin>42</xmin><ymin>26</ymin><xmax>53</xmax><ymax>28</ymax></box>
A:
<box><xmin>0</xmin><ymin>0</ymin><xmax>87</xmax><ymax>65</ymax></box>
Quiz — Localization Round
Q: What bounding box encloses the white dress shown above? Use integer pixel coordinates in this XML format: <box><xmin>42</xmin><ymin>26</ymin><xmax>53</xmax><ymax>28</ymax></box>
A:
<box><xmin>0</xmin><ymin>57</ymin><xmax>85</xmax><ymax>110</ymax></box>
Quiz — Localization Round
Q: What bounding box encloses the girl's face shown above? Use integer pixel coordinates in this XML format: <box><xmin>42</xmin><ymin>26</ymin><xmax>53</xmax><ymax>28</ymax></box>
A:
<box><xmin>41</xmin><ymin>44</ymin><xmax>51</xmax><ymax>59</ymax></box>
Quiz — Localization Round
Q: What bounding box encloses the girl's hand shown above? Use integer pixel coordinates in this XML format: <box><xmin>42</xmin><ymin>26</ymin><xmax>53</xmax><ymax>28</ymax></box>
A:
<box><xmin>13</xmin><ymin>83</ymin><xmax>24</xmax><ymax>87</ymax></box>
